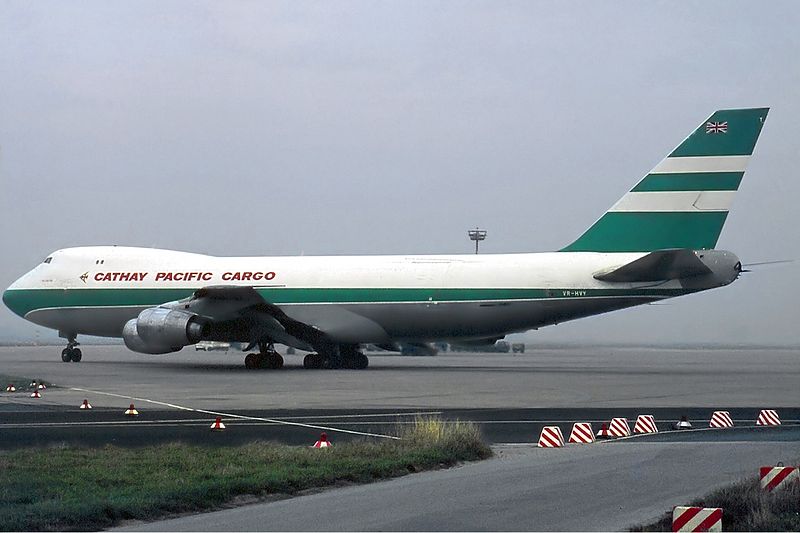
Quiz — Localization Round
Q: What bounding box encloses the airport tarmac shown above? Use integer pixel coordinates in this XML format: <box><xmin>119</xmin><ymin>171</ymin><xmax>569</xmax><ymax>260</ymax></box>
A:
<box><xmin>1</xmin><ymin>344</ymin><xmax>798</xmax><ymax>411</ymax></box>
<box><xmin>1</xmin><ymin>344</ymin><xmax>798</xmax><ymax>531</ymax></box>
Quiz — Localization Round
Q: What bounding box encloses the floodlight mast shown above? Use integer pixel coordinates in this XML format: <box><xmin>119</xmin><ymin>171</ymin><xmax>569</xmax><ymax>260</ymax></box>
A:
<box><xmin>468</xmin><ymin>227</ymin><xmax>487</xmax><ymax>254</ymax></box>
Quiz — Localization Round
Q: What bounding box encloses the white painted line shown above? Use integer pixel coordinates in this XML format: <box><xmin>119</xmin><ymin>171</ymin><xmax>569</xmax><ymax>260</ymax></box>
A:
<box><xmin>68</xmin><ymin>386</ymin><xmax>401</xmax><ymax>440</ymax></box>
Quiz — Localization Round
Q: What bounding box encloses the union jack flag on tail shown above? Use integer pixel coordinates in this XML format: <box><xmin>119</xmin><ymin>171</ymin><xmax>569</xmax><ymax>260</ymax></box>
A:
<box><xmin>706</xmin><ymin>121</ymin><xmax>728</xmax><ymax>133</ymax></box>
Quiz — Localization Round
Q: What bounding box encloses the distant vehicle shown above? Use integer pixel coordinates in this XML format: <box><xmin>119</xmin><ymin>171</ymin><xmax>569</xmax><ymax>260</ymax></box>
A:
<box><xmin>195</xmin><ymin>341</ymin><xmax>231</xmax><ymax>351</ymax></box>
<box><xmin>450</xmin><ymin>340</ymin><xmax>510</xmax><ymax>353</ymax></box>
<box><xmin>511</xmin><ymin>343</ymin><xmax>525</xmax><ymax>354</ymax></box>
<box><xmin>2</xmin><ymin>108</ymin><xmax>766</xmax><ymax>370</ymax></box>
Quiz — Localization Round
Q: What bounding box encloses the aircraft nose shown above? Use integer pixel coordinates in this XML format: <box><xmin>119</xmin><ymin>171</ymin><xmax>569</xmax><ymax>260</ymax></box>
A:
<box><xmin>3</xmin><ymin>282</ymin><xmax>26</xmax><ymax>318</ymax></box>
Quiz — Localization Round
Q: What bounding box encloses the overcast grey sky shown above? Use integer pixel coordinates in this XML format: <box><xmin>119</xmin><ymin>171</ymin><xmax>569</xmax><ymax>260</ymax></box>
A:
<box><xmin>1</xmin><ymin>1</ymin><xmax>798</xmax><ymax>345</ymax></box>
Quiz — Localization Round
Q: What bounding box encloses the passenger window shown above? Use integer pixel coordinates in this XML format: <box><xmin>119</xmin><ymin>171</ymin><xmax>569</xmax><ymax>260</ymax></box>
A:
<box><xmin>43</xmin><ymin>257</ymin><xmax>52</xmax><ymax>264</ymax></box>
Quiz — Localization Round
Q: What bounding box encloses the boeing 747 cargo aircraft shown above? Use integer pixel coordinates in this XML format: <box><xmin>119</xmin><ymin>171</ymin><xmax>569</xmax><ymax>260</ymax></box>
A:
<box><xmin>3</xmin><ymin>108</ymin><xmax>768</xmax><ymax>370</ymax></box>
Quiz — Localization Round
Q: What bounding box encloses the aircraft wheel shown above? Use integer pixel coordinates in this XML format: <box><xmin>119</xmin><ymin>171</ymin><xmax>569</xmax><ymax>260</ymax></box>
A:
<box><xmin>266</xmin><ymin>353</ymin><xmax>283</xmax><ymax>369</ymax></box>
<box><xmin>61</xmin><ymin>348</ymin><xmax>71</xmax><ymax>363</ymax></box>
<box><xmin>354</xmin><ymin>353</ymin><xmax>369</xmax><ymax>370</ymax></box>
<box><xmin>244</xmin><ymin>353</ymin><xmax>259</xmax><ymax>369</ymax></box>
<box><xmin>303</xmin><ymin>353</ymin><xmax>323</xmax><ymax>369</ymax></box>
<box><xmin>70</xmin><ymin>348</ymin><xmax>82</xmax><ymax>362</ymax></box>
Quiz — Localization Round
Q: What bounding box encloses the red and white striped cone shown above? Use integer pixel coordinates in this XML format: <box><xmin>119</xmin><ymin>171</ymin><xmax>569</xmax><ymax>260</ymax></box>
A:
<box><xmin>124</xmin><ymin>403</ymin><xmax>139</xmax><ymax>416</ymax></box>
<box><xmin>537</xmin><ymin>426</ymin><xmax>565</xmax><ymax>448</ymax></box>
<box><xmin>709</xmin><ymin>410</ymin><xmax>733</xmax><ymax>428</ymax></box>
<box><xmin>38</xmin><ymin>383</ymin><xmax>46</xmax><ymax>390</ymax></box>
<box><xmin>568</xmin><ymin>422</ymin><xmax>595</xmax><ymax>444</ymax></box>
<box><xmin>756</xmin><ymin>409</ymin><xmax>780</xmax><ymax>426</ymax></box>
<box><xmin>79</xmin><ymin>399</ymin><xmax>92</xmax><ymax>410</ymax></box>
<box><xmin>759</xmin><ymin>465</ymin><xmax>798</xmax><ymax>492</ymax></box>
<box><xmin>672</xmin><ymin>506</ymin><xmax>722</xmax><ymax>532</ymax></box>
<box><xmin>30</xmin><ymin>389</ymin><xmax>41</xmax><ymax>399</ymax></box>
<box><xmin>596</xmin><ymin>423</ymin><xmax>612</xmax><ymax>439</ymax></box>
<box><xmin>633</xmin><ymin>415</ymin><xmax>658</xmax><ymax>434</ymax></box>
<box><xmin>608</xmin><ymin>417</ymin><xmax>631</xmax><ymax>437</ymax></box>
<box><xmin>210</xmin><ymin>417</ymin><xmax>226</xmax><ymax>431</ymax></box>
<box><xmin>312</xmin><ymin>432</ymin><xmax>332</xmax><ymax>448</ymax></box>
<box><xmin>5</xmin><ymin>384</ymin><xmax>15</xmax><ymax>392</ymax></box>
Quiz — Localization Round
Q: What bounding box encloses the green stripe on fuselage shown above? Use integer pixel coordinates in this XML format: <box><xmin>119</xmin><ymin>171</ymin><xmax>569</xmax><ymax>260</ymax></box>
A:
<box><xmin>632</xmin><ymin>172</ymin><xmax>743</xmax><ymax>192</ymax></box>
<box><xmin>561</xmin><ymin>211</ymin><xmax>728</xmax><ymax>252</ymax></box>
<box><xmin>3</xmin><ymin>287</ymin><xmax>695</xmax><ymax>318</ymax></box>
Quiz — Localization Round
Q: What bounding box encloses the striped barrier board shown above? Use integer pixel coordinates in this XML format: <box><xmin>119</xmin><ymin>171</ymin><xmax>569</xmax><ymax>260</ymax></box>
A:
<box><xmin>634</xmin><ymin>415</ymin><xmax>658</xmax><ymax>434</ymax></box>
<box><xmin>709</xmin><ymin>410</ymin><xmax>734</xmax><ymax>428</ymax></box>
<box><xmin>672</xmin><ymin>506</ymin><xmax>722</xmax><ymax>532</ymax></box>
<box><xmin>538</xmin><ymin>426</ymin><xmax>565</xmax><ymax>448</ymax></box>
<box><xmin>756</xmin><ymin>409</ymin><xmax>780</xmax><ymax>426</ymax></box>
<box><xmin>608</xmin><ymin>417</ymin><xmax>631</xmax><ymax>437</ymax></box>
<box><xmin>568</xmin><ymin>422</ymin><xmax>595</xmax><ymax>444</ymax></box>
<box><xmin>760</xmin><ymin>466</ymin><xmax>798</xmax><ymax>492</ymax></box>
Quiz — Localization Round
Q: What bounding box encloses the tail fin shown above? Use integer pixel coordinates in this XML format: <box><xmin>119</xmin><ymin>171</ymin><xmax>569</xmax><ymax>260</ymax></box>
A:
<box><xmin>561</xmin><ymin>108</ymin><xmax>769</xmax><ymax>252</ymax></box>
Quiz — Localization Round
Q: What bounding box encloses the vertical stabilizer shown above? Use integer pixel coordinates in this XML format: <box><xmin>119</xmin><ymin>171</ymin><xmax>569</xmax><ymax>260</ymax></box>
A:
<box><xmin>562</xmin><ymin>108</ymin><xmax>768</xmax><ymax>252</ymax></box>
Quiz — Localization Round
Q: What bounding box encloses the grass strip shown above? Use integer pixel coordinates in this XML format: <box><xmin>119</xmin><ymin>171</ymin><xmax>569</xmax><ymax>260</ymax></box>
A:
<box><xmin>633</xmin><ymin>474</ymin><xmax>800</xmax><ymax>531</ymax></box>
<box><xmin>0</xmin><ymin>417</ymin><xmax>491</xmax><ymax>531</ymax></box>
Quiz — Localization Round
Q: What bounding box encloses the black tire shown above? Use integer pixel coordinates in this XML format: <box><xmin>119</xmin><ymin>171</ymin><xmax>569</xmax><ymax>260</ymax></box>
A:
<box><xmin>354</xmin><ymin>353</ymin><xmax>369</xmax><ymax>369</ymax></box>
<box><xmin>303</xmin><ymin>354</ymin><xmax>314</xmax><ymax>369</ymax></box>
<box><xmin>244</xmin><ymin>353</ymin><xmax>258</xmax><ymax>369</ymax></box>
<box><xmin>70</xmin><ymin>348</ymin><xmax>82</xmax><ymax>362</ymax></box>
<box><xmin>272</xmin><ymin>354</ymin><xmax>284</xmax><ymax>369</ymax></box>
<box><xmin>61</xmin><ymin>349</ymin><xmax>71</xmax><ymax>363</ymax></box>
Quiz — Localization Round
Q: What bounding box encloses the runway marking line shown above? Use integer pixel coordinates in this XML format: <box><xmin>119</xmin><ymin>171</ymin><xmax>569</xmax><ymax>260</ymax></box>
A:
<box><xmin>68</xmin><ymin>386</ymin><xmax>401</xmax><ymax>440</ymax></box>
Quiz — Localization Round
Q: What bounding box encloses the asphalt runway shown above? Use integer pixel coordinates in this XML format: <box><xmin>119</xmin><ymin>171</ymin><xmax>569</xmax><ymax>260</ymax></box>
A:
<box><xmin>1</xmin><ymin>344</ymin><xmax>798</xmax><ymax>530</ymax></box>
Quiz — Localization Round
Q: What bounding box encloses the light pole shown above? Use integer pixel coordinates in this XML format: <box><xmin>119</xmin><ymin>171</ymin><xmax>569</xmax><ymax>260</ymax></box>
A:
<box><xmin>468</xmin><ymin>227</ymin><xmax>487</xmax><ymax>254</ymax></box>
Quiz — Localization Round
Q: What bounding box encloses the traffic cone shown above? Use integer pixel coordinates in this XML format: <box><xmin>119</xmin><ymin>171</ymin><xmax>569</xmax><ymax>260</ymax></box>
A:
<box><xmin>596</xmin><ymin>423</ymin><xmax>612</xmax><ymax>439</ymax></box>
<box><xmin>5</xmin><ymin>384</ymin><xmax>15</xmax><ymax>392</ymax></box>
<box><xmin>312</xmin><ymin>432</ymin><xmax>332</xmax><ymax>448</ymax></box>
<box><xmin>30</xmin><ymin>389</ymin><xmax>41</xmax><ymax>399</ymax></box>
<box><xmin>38</xmin><ymin>383</ymin><xmax>46</xmax><ymax>390</ymax></box>
<box><xmin>80</xmin><ymin>399</ymin><xmax>92</xmax><ymax>410</ymax></box>
<box><xmin>124</xmin><ymin>403</ymin><xmax>139</xmax><ymax>416</ymax></box>
<box><xmin>674</xmin><ymin>415</ymin><xmax>692</xmax><ymax>430</ymax></box>
<box><xmin>210</xmin><ymin>417</ymin><xmax>226</xmax><ymax>431</ymax></box>
<box><xmin>29</xmin><ymin>380</ymin><xmax>37</xmax><ymax>388</ymax></box>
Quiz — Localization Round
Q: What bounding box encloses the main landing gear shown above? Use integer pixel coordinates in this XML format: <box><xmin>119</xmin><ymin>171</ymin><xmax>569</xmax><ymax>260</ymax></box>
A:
<box><xmin>303</xmin><ymin>345</ymin><xmax>369</xmax><ymax>370</ymax></box>
<box><xmin>61</xmin><ymin>337</ymin><xmax>82</xmax><ymax>363</ymax></box>
<box><xmin>244</xmin><ymin>343</ymin><xmax>284</xmax><ymax>370</ymax></box>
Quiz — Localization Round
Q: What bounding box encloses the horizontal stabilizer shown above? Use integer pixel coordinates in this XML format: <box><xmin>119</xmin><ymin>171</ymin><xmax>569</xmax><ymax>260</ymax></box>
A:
<box><xmin>593</xmin><ymin>249</ymin><xmax>712</xmax><ymax>282</ymax></box>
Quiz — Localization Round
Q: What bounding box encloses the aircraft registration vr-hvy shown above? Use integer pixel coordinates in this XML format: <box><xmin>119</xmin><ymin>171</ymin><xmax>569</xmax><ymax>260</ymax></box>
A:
<box><xmin>3</xmin><ymin>107</ymin><xmax>768</xmax><ymax>370</ymax></box>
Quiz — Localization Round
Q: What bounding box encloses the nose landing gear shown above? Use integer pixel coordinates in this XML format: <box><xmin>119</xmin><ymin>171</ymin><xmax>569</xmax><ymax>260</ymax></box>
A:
<box><xmin>61</xmin><ymin>337</ymin><xmax>82</xmax><ymax>363</ymax></box>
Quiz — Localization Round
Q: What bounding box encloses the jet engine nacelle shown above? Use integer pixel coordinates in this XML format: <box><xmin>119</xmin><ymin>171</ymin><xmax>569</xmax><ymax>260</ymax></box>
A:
<box><xmin>122</xmin><ymin>307</ymin><xmax>209</xmax><ymax>354</ymax></box>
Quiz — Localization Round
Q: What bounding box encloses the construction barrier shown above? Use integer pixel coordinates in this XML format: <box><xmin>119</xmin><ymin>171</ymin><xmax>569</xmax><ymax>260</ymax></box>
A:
<box><xmin>608</xmin><ymin>417</ymin><xmax>630</xmax><ymax>437</ymax></box>
<box><xmin>312</xmin><ymin>432</ymin><xmax>332</xmax><ymax>448</ymax></box>
<box><xmin>672</xmin><ymin>506</ymin><xmax>722</xmax><ymax>532</ymax></box>
<box><xmin>760</xmin><ymin>465</ymin><xmax>798</xmax><ymax>492</ymax></box>
<box><xmin>756</xmin><ymin>409</ymin><xmax>780</xmax><ymax>426</ymax></box>
<box><xmin>537</xmin><ymin>426</ymin><xmax>565</xmax><ymax>448</ymax></box>
<box><xmin>634</xmin><ymin>415</ymin><xmax>658</xmax><ymax>434</ymax></box>
<box><xmin>210</xmin><ymin>417</ymin><xmax>226</xmax><ymax>431</ymax></box>
<box><xmin>79</xmin><ymin>399</ymin><xmax>92</xmax><ymax>410</ymax></box>
<box><xmin>568</xmin><ymin>422</ymin><xmax>595</xmax><ymax>444</ymax></box>
<box><xmin>709</xmin><ymin>410</ymin><xmax>733</xmax><ymax>428</ymax></box>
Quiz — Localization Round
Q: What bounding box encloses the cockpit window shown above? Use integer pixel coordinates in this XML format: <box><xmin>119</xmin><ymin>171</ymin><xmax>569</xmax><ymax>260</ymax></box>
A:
<box><xmin>43</xmin><ymin>257</ymin><xmax>52</xmax><ymax>264</ymax></box>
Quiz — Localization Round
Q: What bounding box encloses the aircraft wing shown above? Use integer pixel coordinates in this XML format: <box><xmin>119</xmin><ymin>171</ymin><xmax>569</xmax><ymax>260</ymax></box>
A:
<box><xmin>593</xmin><ymin>249</ymin><xmax>713</xmax><ymax>282</ymax></box>
<box><xmin>164</xmin><ymin>285</ymin><xmax>390</xmax><ymax>348</ymax></box>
